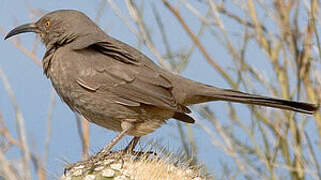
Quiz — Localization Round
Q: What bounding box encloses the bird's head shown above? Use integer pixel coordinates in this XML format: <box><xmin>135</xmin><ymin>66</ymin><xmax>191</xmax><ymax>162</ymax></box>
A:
<box><xmin>5</xmin><ymin>10</ymin><xmax>105</xmax><ymax>49</ymax></box>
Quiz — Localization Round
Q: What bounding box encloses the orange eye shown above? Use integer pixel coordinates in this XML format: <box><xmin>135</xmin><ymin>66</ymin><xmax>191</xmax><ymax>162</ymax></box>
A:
<box><xmin>45</xmin><ymin>21</ymin><xmax>51</xmax><ymax>28</ymax></box>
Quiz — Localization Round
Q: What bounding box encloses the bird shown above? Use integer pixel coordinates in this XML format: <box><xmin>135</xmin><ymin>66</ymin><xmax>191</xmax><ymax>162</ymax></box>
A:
<box><xmin>5</xmin><ymin>9</ymin><xmax>319</xmax><ymax>160</ymax></box>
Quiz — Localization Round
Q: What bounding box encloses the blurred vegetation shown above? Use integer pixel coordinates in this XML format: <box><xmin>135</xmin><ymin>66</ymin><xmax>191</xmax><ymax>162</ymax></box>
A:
<box><xmin>0</xmin><ymin>0</ymin><xmax>320</xmax><ymax>179</ymax></box>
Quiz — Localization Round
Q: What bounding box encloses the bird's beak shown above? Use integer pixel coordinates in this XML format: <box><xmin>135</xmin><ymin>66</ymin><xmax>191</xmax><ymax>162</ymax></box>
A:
<box><xmin>4</xmin><ymin>23</ymin><xmax>39</xmax><ymax>40</ymax></box>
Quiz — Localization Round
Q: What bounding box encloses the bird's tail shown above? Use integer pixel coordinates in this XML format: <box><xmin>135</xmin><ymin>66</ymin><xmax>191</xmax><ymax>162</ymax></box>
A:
<box><xmin>183</xmin><ymin>84</ymin><xmax>319</xmax><ymax>115</ymax></box>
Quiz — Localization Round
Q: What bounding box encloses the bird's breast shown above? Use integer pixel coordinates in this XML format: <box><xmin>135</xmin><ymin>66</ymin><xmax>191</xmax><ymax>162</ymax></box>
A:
<box><xmin>45</xmin><ymin>47</ymin><xmax>83</xmax><ymax>111</ymax></box>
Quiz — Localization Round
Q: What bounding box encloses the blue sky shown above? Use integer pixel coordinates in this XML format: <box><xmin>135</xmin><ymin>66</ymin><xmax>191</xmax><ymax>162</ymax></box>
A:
<box><xmin>1</xmin><ymin>1</ymin><xmax>320</xmax><ymax>179</ymax></box>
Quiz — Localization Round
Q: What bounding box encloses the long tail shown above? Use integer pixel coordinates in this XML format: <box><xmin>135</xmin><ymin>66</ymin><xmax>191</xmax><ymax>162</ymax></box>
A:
<box><xmin>183</xmin><ymin>84</ymin><xmax>319</xmax><ymax>115</ymax></box>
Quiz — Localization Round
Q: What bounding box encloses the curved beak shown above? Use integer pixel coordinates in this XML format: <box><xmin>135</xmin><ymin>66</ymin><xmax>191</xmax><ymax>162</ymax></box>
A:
<box><xmin>4</xmin><ymin>23</ymin><xmax>39</xmax><ymax>40</ymax></box>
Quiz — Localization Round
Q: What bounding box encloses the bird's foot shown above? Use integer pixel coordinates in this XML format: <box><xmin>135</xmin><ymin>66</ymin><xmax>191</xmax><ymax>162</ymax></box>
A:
<box><xmin>90</xmin><ymin>148</ymin><xmax>112</xmax><ymax>162</ymax></box>
<box><xmin>119</xmin><ymin>148</ymin><xmax>157</xmax><ymax>157</ymax></box>
<box><xmin>63</xmin><ymin>150</ymin><xmax>119</xmax><ymax>177</ymax></box>
<box><xmin>63</xmin><ymin>147</ymin><xmax>113</xmax><ymax>176</ymax></box>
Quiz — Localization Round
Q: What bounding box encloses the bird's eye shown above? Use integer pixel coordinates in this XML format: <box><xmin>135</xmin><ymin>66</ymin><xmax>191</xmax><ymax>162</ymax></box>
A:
<box><xmin>45</xmin><ymin>20</ymin><xmax>51</xmax><ymax>28</ymax></box>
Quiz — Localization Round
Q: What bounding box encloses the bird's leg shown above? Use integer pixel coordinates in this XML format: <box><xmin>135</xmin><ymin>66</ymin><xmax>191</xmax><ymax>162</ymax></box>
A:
<box><xmin>123</xmin><ymin>136</ymin><xmax>157</xmax><ymax>156</ymax></box>
<box><xmin>124</xmin><ymin>136</ymin><xmax>140</xmax><ymax>153</ymax></box>
<box><xmin>93</xmin><ymin>121</ymin><xmax>134</xmax><ymax>161</ymax></box>
<box><xmin>64</xmin><ymin>121</ymin><xmax>134</xmax><ymax>173</ymax></box>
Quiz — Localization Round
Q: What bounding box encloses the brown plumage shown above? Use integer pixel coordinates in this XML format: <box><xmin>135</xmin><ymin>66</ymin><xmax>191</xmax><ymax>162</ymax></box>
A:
<box><xmin>5</xmin><ymin>10</ymin><xmax>319</xmax><ymax>159</ymax></box>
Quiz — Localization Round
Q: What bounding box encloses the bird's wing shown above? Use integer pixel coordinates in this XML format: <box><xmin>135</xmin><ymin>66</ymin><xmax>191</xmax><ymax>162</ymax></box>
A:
<box><xmin>76</xmin><ymin>41</ymin><xmax>190</xmax><ymax>114</ymax></box>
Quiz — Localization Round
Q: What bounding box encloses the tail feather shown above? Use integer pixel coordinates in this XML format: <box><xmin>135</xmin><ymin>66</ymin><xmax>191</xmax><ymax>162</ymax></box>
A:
<box><xmin>171</xmin><ymin>76</ymin><xmax>318</xmax><ymax>115</ymax></box>
<box><xmin>173</xmin><ymin>112</ymin><xmax>195</xmax><ymax>123</ymax></box>
<box><xmin>200</xmin><ymin>88</ymin><xmax>319</xmax><ymax>115</ymax></box>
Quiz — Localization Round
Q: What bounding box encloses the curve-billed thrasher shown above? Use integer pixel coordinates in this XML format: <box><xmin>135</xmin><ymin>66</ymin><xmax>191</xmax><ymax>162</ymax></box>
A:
<box><xmin>5</xmin><ymin>10</ymin><xmax>319</xmax><ymax>159</ymax></box>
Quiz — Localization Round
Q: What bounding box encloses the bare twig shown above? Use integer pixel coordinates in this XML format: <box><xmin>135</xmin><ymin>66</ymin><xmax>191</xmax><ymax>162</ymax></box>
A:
<box><xmin>0</xmin><ymin>68</ymin><xmax>31</xmax><ymax>180</ymax></box>
<box><xmin>162</xmin><ymin>0</ymin><xmax>236</xmax><ymax>88</ymax></box>
<box><xmin>43</xmin><ymin>88</ymin><xmax>55</xmax><ymax>164</ymax></box>
<box><xmin>126</xmin><ymin>0</ymin><xmax>172</xmax><ymax>70</ymax></box>
<box><xmin>81</xmin><ymin>117</ymin><xmax>90</xmax><ymax>160</ymax></box>
<box><xmin>0</xmin><ymin>149</ymin><xmax>19</xmax><ymax>180</ymax></box>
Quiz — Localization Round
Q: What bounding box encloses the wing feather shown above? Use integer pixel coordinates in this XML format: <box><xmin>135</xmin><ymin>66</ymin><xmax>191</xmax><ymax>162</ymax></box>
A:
<box><xmin>75</xmin><ymin>41</ymin><xmax>190</xmax><ymax>114</ymax></box>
